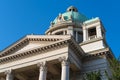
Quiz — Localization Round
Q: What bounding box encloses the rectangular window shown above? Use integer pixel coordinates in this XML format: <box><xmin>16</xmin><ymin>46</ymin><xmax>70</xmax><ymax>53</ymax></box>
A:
<box><xmin>88</xmin><ymin>27</ymin><xmax>96</xmax><ymax>39</ymax></box>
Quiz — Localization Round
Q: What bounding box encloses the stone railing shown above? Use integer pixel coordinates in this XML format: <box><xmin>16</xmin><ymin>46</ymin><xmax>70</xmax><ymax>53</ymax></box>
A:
<box><xmin>89</xmin><ymin>35</ymin><xmax>97</xmax><ymax>40</ymax></box>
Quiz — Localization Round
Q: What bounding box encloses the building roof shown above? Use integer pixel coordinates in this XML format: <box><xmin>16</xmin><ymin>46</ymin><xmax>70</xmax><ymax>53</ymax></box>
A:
<box><xmin>53</xmin><ymin>6</ymin><xmax>88</xmax><ymax>24</ymax></box>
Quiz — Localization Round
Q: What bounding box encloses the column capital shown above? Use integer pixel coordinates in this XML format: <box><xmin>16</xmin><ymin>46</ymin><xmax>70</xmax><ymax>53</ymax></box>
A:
<box><xmin>5</xmin><ymin>69</ymin><xmax>14</xmax><ymax>80</ymax></box>
<box><xmin>59</xmin><ymin>57</ymin><xmax>70</xmax><ymax>66</ymax></box>
<box><xmin>37</xmin><ymin>62</ymin><xmax>47</xmax><ymax>71</ymax></box>
<box><xmin>83</xmin><ymin>26</ymin><xmax>86</xmax><ymax>30</ymax></box>
<box><xmin>5</xmin><ymin>69</ymin><xmax>13</xmax><ymax>75</ymax></box>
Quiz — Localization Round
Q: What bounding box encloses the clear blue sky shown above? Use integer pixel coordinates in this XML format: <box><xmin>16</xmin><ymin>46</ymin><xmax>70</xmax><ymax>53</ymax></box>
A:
<box><xmin>0</xmin><ymin>0</ymin><xmax>120</xmax><ymax>58</ymax></box>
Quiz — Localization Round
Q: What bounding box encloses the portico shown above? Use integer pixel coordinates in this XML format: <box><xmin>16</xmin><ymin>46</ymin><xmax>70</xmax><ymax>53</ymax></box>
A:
<box><xmin>0</xmin><ymin>58</ymin><xmax>80</xmax><ymax>80</ymax></box>
<box><xmin>0</xmin><ymin>35</ymin><xmax>82</xmax><ymax>80</ymax></box>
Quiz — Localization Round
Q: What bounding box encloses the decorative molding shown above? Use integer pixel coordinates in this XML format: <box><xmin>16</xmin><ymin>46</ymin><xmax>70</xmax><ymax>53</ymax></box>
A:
<box><xmin>46</xmin><ymin>21</ymin><xmax>81</xmax><ymax>34</ymax></box>
<box><xmin>0</xmin><ymin>36</ymin><xmax>63</xmax><ymax>57</ymax></box>
<box><xmin>87</xmin><ymin>48</ymin><xmax>109</xmax><ymax>54</ymax></box>
<box><xmin>69</xmin><ymin>37</ymin><xmax>84</xmax><ymax>57</ymax></box>
<box><xmin>46</xmin><ymin>22</ymin><xmax>74</xmax><ymax>34</ymax></box>
<box><xmin>59</xmin><ymin>56</ymin><xmax>70</xmax><ymax>66</ymax></box>
<box><xmin>59</xmin><ymin>56</ymin><xmax>67</xmax><ymax>62</ymax></box>
<box><xmin>37</xmin><ymin>62</ymin><xmax>47</xmax><ymax>71</ymax></box>
<box><xmin>62</xmin><ymin>60</ymin><xmax>69</xmax><ymax>66</ymax></box>
<box><xmin>68</xmin><ymin>50</ymin><xmax>82</xmax><ymax>69</ymax></box>
<box><xmin>5</xmin><ymin>69</ymin><xmax>13</xmax><ymax>75</ymax></box>
<box><xmin>0</xmin><ymin>36</ymin><xmax>85</xmax><ymax>65</ymax></box>
<box><xmin>81</xmin><ymin>48</ymin><xmax>114</xmax><ymax>62</ymax></box>
<box><xmin>84</xmin><ymin>51</ymin><xmax>110</xmax><ymax>58</ymax></box>
<box><xmin>83</xmin><ymin>17</ymin><xmax>100</xmax><ymax>26</ymax></box>
<box><xmin>80</xmin><ymin>37</ymin><xmax>103</xmax><ymax>46</ymax></box>
<box><xmin>0</xmin><ymin>39</ymin><xmax>69</xmax><ymax>64</ymax></box>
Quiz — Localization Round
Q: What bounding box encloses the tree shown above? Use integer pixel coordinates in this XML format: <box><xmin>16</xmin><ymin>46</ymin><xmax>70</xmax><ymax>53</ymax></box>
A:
<box><xmin>83</xmin><ymin>71</ymin><xmax>101</xmax><ymax>80</ymax></box>
<box><xmin>106</xmin><ymin>57</ymin><xmax>120</xmax><ymax>80</ymax></box>
<box><xmin>82</xmin><ymin>57</ymin><xmax>120</xmax><ymax>80</ymax></box>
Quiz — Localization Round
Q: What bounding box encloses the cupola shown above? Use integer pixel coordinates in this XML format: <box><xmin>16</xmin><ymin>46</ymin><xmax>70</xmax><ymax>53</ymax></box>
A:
<box><xmin>45</xmin><ymin>6</ymin><xmax>88</xmax><ymax>43</ymax></box>
<box><xmin>67</xmin><ymin>6</ymin><xmax>78</xmax><ymax>12</ymax></box>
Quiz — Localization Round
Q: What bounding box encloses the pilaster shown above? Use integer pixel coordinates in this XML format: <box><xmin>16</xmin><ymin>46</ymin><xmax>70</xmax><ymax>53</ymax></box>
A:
<box><xmin>96</xmin><ymin>25</ymin><xmax>102</xmax><ymax>38</ymax></box>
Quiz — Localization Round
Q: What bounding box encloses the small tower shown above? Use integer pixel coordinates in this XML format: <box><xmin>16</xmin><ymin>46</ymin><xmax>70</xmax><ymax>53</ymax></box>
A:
<box><xmin>81</xmin><ymin>17</ymin><xmax>107</xmax><ymax>53</ymax></box>
<box><xmin>83</xmin><ymin>17</ymin><xmax>105</xmax><ymax>41</ymax></box>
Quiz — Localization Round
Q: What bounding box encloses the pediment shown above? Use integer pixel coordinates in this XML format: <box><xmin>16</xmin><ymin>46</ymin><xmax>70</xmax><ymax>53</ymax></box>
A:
<box><xmin>0</xmin><ymin>35</ymin><xmax>71</xmax><ymax>57</ymax></box>
<box><xmin>14</xmin><ymin>40</ymin><xmax>54</xmax><ymax>54</ymax></box>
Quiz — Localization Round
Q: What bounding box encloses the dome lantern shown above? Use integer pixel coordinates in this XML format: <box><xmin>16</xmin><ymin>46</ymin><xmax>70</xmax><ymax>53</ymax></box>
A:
<box><xmin>67</xmin><ymin>6</ymin><xmax>78</xmax><ymax>12</ymax></box>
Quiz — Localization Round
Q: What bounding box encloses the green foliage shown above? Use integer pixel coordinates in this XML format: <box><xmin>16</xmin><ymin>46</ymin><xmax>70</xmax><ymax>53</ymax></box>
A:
<box><xmin>105</xmin><ymin>70</ymin><xmax>112</xmax><ymax>80</ymax></box>
<box><xmin>82</xmin><ymin>57</ymin><xmax>120</xmax><ymax>80</ymax></box>
<box><xmin>83</xmin><ymin>71</ymin><xmax>101</xmax><ymax>80</ymax></box>
<box><xmin>107</xmin><ymin>57</ymin><xmax>120</xmax><ymax>80</ymax></box>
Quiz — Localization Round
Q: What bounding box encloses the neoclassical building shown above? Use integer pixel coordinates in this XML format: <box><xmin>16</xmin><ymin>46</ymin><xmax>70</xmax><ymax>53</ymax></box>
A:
<box><xmin>0</xmin><ymin>6</ymin><xmax>114</xmax><ymax>80</ymax></box>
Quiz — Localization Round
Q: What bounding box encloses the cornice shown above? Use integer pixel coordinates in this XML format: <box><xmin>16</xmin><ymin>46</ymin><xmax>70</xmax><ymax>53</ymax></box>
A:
<box><xmin>0</xmin><ymin>36</ymin><xmax>85</xmax><ymax>64</ymax></box>
<box><xmin>86</xmin><ymin>48</ymin><xmax>109</xmax><ymax>54</ymax></box>
<box><xmin>83</xmin><ymin>48</ymin><xmax>113</xmax><ymax>58</ymax></box>
<box><xmin>80</xmin><ymin>37</ymin><xmax>103</xmax><ymax>46</ymax></box>
<box><xmin>0</xmin><ymin>37</ymin><xmax>29</xmax><ymax>57</ymax></box>
<box><xmin>46</xmin><ymin>21</ymin><xmax>82</xmax><ymax>34</ymax></box>
<box><xmin>0</xmin><ymin>38</ymin><xmax>69</xmax><ymax>64</ymax></box>
<box><xmin>46</xmin><ymin>22</ymin><xmax>74</xmax><ymax>34</ymax></box>
<box><xmin>0</xmin><ymin>35</ymin><xmax>66</xmax><ymax>57</ymax></box>
<box><xmin>69</xmin><ymin>37</ymin><xmax>85</xmax><ymax>58</ymax></box>
<box><xmin>83</xmin><ymin>17</ymin><xmax>100</xmax><ymax>26</ymax></box>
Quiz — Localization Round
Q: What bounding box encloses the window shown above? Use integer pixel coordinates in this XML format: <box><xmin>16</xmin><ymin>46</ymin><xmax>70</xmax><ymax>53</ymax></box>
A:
<box><xmin>59</xmin><ymin>16</ymin><xmax>62</xmax><ymax>20</ymax></box>
<box><xmin>55</xmin><ymin>31</ymin><xmax>63</xmax><ymax>35</ymax></box>
<box><xmin>88</xmin><ymin>27</ymin><xmax>96</xmax><ymax>36</ymax></box>
<box><xmin>78</xmin><ymin>32</ymin><xmax>83</xmax><ymax>43</ymax></box>
<box><xmin>73</xmin><ymin>9</ymin><xmax>75</xmax><ymax>11</ymax></box>
<box><xmin>88</xmin><ymin>27</ymin><xmax>96</xmax><ymax>39</ymax></box>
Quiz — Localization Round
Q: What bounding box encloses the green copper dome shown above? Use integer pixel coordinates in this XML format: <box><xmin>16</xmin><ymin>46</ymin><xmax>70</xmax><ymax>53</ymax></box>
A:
<box><xmin>53</xmin><ymin>6</ymin><xmax>88</xmax><ymax>24</ymax></box>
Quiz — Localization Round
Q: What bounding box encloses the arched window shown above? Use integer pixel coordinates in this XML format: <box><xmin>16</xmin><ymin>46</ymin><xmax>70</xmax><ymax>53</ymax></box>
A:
<box><xmin>55</xmin><ymin>31</ymin><xmax>63</xmax><ymax>35</ymax></box>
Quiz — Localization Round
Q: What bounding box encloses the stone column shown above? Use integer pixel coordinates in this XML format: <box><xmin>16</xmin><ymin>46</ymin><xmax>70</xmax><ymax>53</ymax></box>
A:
<box><xmin>38</xmin><ymin>62</ymin><xmax>47</xmax><ymax>80</ymax></box>
<box><xmin>83</xmin><ymin>27</ymin><xmax>87</xmax><ymax>41</ymax></box>
<box><xmin>68</xmin><ymin>26</ymin><xmax>73</xmax><ymax>36</ymax></box>
<box><xmin>63</xmin><ymin>30</ymin><xmax>66</xmax><ymax>35</ymax></box>
<box><xmin>5</xmin><ymin>70</ymin><xmax>14</xmax><ymax>80</ymax></box>
<box><xmin>59</xmin><ymin>57</ymin><xmax>70</xmax><ymax>80</ymax></box>
<box><xmin>76</xmin><ymin>31</ymin><xmax>78</xmax><ymax>42</ymax></box>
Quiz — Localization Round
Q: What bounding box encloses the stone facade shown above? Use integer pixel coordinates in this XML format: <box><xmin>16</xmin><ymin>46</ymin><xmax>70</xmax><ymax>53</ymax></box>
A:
<box><xmin>0</xmin><ymin>6</ymin><xmax>113</xmax><ymax>80</ymax></box>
